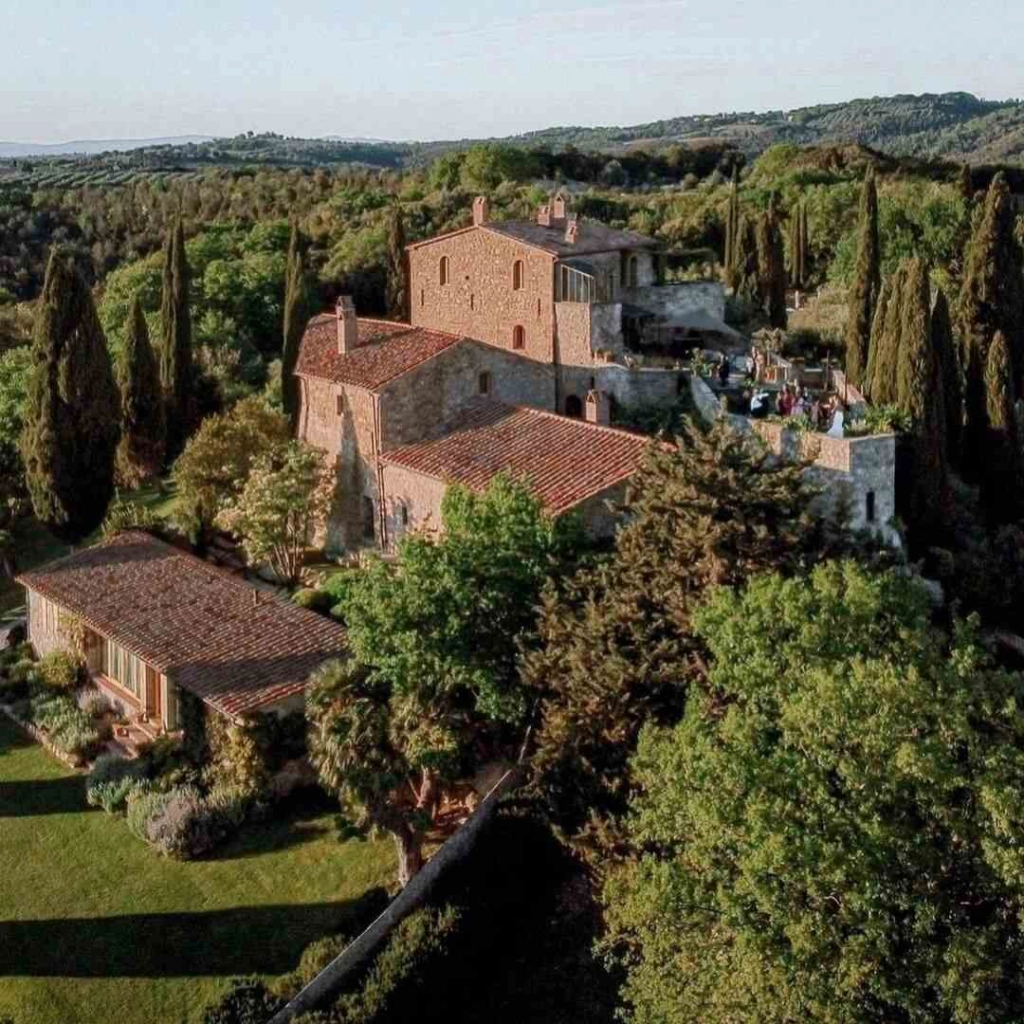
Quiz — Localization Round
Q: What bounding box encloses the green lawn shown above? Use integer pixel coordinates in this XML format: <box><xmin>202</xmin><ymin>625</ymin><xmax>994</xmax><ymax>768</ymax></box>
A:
<box><xmin>0</xmin><ymin>716</ymin><xmax>394</xmax><ymax>1024</ymax></box>
<box><xmin>0</xmin><ymin>481</ymin><xmax>181</xmax><ymax>619</ymax></box>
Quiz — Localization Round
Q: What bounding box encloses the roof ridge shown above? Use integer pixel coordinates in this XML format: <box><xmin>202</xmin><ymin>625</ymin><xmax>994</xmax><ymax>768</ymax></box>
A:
<box><xmin>505</xmin><ymin>402</ymin><xmax>651</xmax><ymax>444</ymax></box>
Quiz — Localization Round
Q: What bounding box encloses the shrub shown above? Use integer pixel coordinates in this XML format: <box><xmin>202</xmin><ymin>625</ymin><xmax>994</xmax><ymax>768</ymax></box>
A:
<box><xmin>321</xmin><ymin>571</ymin><xmax>360</xmax><ymax>620</ymax></box>
<box><xmin>8</xmin><ymin>658</ymin><xmax>38</xmax><ymax>687</ymax></box>
<box><xmin>36</xmin><ymin>650</ymin><xmax>83</xmax><ymax>691</ymax></box>
<box><xmin>332</xmin><ymin>905</ymin><xmax>462</xmax><ymax>1023</ymax></box>
<box><xmin>207</xmin><ymin>714</ymin><xmax>271</xmax><ymax>794</ymax></box>
<box><xmin>28</xmin><ymin>690</ymin><xmax>101</xmax><ymax>759</ymax></box>
<box><xmin>80</xmin><ymin>690</ymin><xmax>112</xmax><ymax>718</ymax></box>
<box><xmin>274</xmin><ymin>934</ymin><xmax>350</xmax><ymax>1001</ymax></box>
<box><xmin>132</xmin><ymin>783</ymin><xmax>253</xmax><ymax>859</ymax></box>
<box><xmin>201</xmin><ymin>977</ymin><xmax>285</xmax><ymax>1024</ymax></box>
<box><xmin>126</xmin><ymin>788</ymin><xmax>174</xmax><ymax>843</ymax></box>
<box><xmin>293</xmin><ymin>588</ymin><xmax>333</xmax><ymax>615</ymax></box>
<box><xmin>86</xmin><ymin>754</ymin><xmax>149</xmax><ymax>813</ymax></box>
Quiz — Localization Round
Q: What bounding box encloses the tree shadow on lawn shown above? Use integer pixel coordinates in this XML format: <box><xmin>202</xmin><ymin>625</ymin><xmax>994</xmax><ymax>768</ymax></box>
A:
<box><xmin>207</xmin><ymin>789</ymin><xmax>343</xmax><ymax>862</ymax></box>
<box><xmin>0</xmin><ymin>887</ymin><xmax>388</xmax><ymax>978</ymax></box>
<box><xmin>0</xmin><ymin>774</ymin><xmax>95</xmax><ymax>817</ymax></box>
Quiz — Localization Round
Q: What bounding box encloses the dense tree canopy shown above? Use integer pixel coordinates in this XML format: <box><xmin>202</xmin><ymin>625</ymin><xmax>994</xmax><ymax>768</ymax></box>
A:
<box><xmin>605</xmin><ymin>561</ymin><xmax>1024</xmax><ymax>1024</ymax></box>
<box><xmin>310</xmin><ymin>475</ymin><xmax>583</xmax><ymax>886</ymax></box>
<box><xmin>527</xmin><ymin>418</ymin><xmax>850</xmax><ymax>856</ymax></box>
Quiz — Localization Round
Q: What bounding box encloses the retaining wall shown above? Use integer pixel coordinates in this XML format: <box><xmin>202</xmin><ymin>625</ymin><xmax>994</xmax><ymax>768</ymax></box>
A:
<box><xmin>268</xmin><ymin>767</ymin><xmax>522</xmax><ymax>1023</ymax></box>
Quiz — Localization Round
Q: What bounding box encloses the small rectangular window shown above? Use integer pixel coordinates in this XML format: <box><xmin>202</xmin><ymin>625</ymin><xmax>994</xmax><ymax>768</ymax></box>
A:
<box><xmin>336</xmin><ymin>393</ymin><xmax>344</xmax><ymax>415</ymax></box>
<box><xmin>470</xmin><ymin>293</ymin><xmax>475</xmax><ymax>311</ymax></box>
<box><xmin>866</xmin><ymin>491</ymin><xmax>876</xmax><ymax>523</ymax></box>
<box><xmin>479</xmin><ymin>372</ymin><xmax>491</xmax><ymax>395</ymax></box>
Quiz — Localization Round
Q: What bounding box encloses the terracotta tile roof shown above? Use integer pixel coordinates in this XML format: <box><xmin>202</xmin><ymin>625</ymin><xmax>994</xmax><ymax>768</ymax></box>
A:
<box><xmin>295</xmin><ymin>314</ymin><xmax>464</xmax><ymax>391</ymax></box>
<box><xmin>482</xmin><ymin>220</ymin><xmax>659</xmax><ymax>257</ymax></box>
<box><xmin>381</xmin><ymin>400</ymin><xmax>650</xmax><ymax>514</ymax></box>
<box><xmin>17</xmin><ymin>532</ymin><xmax>347</xmax><ymax>719</ymax></box>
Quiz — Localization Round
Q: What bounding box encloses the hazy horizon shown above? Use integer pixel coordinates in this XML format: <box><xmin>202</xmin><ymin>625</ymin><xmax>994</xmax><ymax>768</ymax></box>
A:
<box><xmin>4</xmin><ymin>0</ymin><xmax>1023</xmax><ymax>145</ymax></box>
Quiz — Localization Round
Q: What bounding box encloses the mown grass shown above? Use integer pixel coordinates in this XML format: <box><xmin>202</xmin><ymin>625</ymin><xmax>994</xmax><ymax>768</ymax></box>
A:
<box><xmin>0</xmin><ymin>715</ymin><xmax>394</xmax><ymax>1024</ymax></box>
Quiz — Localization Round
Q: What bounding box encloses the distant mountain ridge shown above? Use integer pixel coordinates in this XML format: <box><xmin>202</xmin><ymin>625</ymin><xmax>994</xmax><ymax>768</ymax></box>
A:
<box><xmin>6</xmin><ymin>92</ymin><xmax>1024</xmax><ymax>167</ymax></box>
<box><xmin>0</xmin><ymin>136</ymin><xmax>215</xmax><ymax>157</ymax></box>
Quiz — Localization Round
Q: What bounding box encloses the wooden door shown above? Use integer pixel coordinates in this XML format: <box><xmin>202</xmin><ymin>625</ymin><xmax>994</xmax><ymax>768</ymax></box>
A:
<box><xmin>146</xmin><ymin>666</ymin><xmax>161</xmax><ymax>723</ymax></box>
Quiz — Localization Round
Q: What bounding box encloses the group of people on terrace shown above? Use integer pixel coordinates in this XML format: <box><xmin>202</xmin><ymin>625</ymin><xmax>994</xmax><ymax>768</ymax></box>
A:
<box><xmin>748</xmin><ymin>382</ymin><xmax>844</xmax><ymax>430</ymax></box>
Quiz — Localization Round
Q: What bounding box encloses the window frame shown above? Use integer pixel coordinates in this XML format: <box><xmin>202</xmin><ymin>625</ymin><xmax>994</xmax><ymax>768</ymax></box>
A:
<box><xmin>439</xmin><ymin>256</ymin><xmax>450</xmax><ymax>287</ymax></box>
<box><xmin>512</xmin><ymin>259</ymin><xmax>525</xmax><ymax>291</ymax></box>
<box><xmin>512</xmin><ymin>325</ymin><xmax>526</xmax><ymax>351</ymax></box>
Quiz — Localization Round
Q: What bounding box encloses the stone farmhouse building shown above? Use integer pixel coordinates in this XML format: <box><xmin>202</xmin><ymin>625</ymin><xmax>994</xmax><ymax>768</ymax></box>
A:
<box><xmin>296</xmin><ymin>193</ymin><xmax>729</xmax><ymax>552</ymax></box>
<box><xmin>18</xmin><ymin>531</ymin><xmax>347</xmax><ymax>734</ymax></box>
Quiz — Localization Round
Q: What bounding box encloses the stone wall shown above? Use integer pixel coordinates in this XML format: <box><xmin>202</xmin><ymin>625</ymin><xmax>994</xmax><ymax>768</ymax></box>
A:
<box><xmin>381</xmin><ymin>463</ymin><xmax>628</xmax><ymax>547</ymax></box>
<box><xmin>297</xmin><ymin>377</ymin><xmax>382</xmax><ymax>552</ymax></box>
<box><xmin>689</xmin><ymin>374</ymin><xmax>899</xmax><ymax>546</ymax></box>
<box><xmin>268</xmin><ymin>768</ymin><xmax>523</xmax><ymax>1024</ymax></box>
<box><xmin>626</xmin><ymin>280</ymin><xmax>726</xmax><ymax>321</ymax></box>
<box><xmin>574</xmin><ymin>480</ymin><xmax>631</xmax><ymax>538</ymax></box>
<box><xmin>380</xmin><ymin>465</ymin><xmax>449</xmax><ymax>549</ymax></box>
<box><xmin>379</xmin><ymin>341</ymin><xmax>556</xmax><ymax>453</ymax></box>
<box><xmin>409</xmin><ymin>227</ymin><xmax>555</xmax><ymax>364</ymax></box>
<box><xmin>25</xmin><ymin>589</ymin><xmax>70</xmax><ymax>660</ymax></box>
<box><xmin>599</xmin><ymin>363</ymin><xmax>686</xmax><ymax>409</ymax></box>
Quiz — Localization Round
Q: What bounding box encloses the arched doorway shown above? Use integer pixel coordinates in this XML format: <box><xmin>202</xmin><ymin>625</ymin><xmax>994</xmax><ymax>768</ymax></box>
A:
<box><xmin>565</xmin><ymin>394</ymin><xmax>584</xmax><ymax>418</ymax></box>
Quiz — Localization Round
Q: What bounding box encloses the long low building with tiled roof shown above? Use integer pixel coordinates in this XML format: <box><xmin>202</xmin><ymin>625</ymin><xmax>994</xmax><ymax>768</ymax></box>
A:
<box><xmin>17</xmin><ymin>531</ymin><xmax>347</xmax><ymax>728</ymax></box>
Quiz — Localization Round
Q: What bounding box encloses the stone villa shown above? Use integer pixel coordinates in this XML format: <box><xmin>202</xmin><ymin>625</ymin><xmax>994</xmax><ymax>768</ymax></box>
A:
<box><xmin>296</xmin><ymin>192</ymin><xmax>731</xmax><ymax>551</ymax></box>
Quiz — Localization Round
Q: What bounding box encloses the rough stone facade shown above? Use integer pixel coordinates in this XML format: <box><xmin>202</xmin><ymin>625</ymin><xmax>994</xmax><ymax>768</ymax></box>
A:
<box><xmin>381</xmin><ymin>462</ymin><xmax>627</xmax><ymax>546</ymax></box>
<box><xmin>296</xmin><ymin>197</ymin><xmax>730</xmax><ymax>554</ymax></box>
<box><xmin>409</xmin><ymin>227</ymin><xmax>556</xmax><ymax>365</ymax></box>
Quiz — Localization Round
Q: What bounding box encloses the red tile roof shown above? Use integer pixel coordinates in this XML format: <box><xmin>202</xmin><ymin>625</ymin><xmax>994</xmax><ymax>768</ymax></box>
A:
<box><xmin>295</xmin><ymin>314</ymin><xmax>464</xmax><ymax>391</ymax></box>
<box><xmin>381</xmin><ymin>400</ymin><xmax>650</xmax><ymax>514</ymax></box>
<box><xmin>17</xmin><ymin>532</ymin><xmax>347</xmax><ymax>719</ymax></box>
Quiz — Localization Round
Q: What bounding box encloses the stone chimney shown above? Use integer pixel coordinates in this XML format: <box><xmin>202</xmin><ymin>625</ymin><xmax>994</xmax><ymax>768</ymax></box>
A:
<box><xmin>537</xmin><ymin>204</ymin><xmax>552</xmax><ymax>228</ymax></box>
<box><xmin>473</xmin><ymin>196</ymin><xmax>489</xmax><ymax>225</ymax></box>
<box><xmin>585</xmin><ymin>389</ymin><xmax>611</xmax><ymax>426</ymax></box>
<box><xmin>336</xmin><ymin>295</ymin><xmax>358</xmax><ymax>355</ymax></box>
<box><xmin>564</xmin><ymin>214</ymin><xmax>579</xmax><ymax>245</ymax></box>
<box><xmin>553</xmin><ymin>191</ymin><xmax>569</xmax><ymax>222</ymax></box>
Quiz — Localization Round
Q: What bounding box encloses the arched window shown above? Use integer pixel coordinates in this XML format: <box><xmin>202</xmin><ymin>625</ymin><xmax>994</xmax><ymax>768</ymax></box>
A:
<box><xmin>512</xmin><ymin>260</ymin><xmax>525</xmax><ymax>291</ymax></box>
<box><xmin>565</xmin><ymin>395</ymin><xmax>583</xmax><ymax>418</ymax></box>
<box><xmin>439</xmin><ymin>256</ymin><xmax>450</xmax><ymax>286</ymax></box>
<box><xmin>512</xmin><ymin>325</ymin><xmax>526</xmax><ymax>351</ymax></box>
<box><xmin>627</xmin><ymin>255</ymin><xmax>639</xmax><ymax>289</ymax></box>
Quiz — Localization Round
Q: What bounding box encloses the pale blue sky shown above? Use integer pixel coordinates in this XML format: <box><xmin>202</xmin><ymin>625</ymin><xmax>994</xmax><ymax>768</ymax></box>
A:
<box><xmin>3</xmin><ymin>0</ymin><xmax>1022</xmax><ymax>143</ymax></box>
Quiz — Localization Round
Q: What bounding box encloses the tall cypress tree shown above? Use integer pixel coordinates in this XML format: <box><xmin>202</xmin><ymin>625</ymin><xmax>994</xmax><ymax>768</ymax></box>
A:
<box><xmin>983</xmin><ymin>331</ymin><xmax>1024</xmax><ymax>523</ymax></box>
<box><xmin>798</xmin><ymin>202</ymin><xmax>806</xmax><ymax>286</ymax></box>
<box><xmin>845</xmin><ymin>167</ymin><xmax>881</xmax><ymax>391</ymax></box>
<box><xmin>959</xmin><ymin>173</ymin><xmax>1024</xmax><ymax>472</ymax></box>
<box><xmin>160</xmin><ymin>216</ymin><xmax>193</xmax><ymax>460</ymax></box>
<box><xmin>863</xmin><ymin>276</ymin><xmax>891</xmax><ymax>402</ymax></box>
<box><xmin>22</xmin><ymin>250</ymin><xmax>120</xmax><ymax>541</ymax></box>
<box><xmin>116</xmin><ymin>296</ymin><xmax>165</xmax><ymax>488</ymax></box>
<box><xmin>733</xmin><ymin>216</ymin><xmax>760</xmax><ymax>308</ymax></box>
<box><xmin>896</xmin><ymin>259</ymin><xmax>948</xmax><ymax>533</ymax></box>
<box><xmin>385</xmin><ymin>205</ymin><xmax>408</xmax><ymax>320</ymax></box>
<box><xmin>958</xmin><ymin>163</ymin><xmax>974</xmax><ymax>204</ymax></box>
<box><xmin>788</xmin><ymin>205</ymin><xmax>801</xmax><ymax>289</ymax></box>
<box><xmin>756</xmin><ymin>197</ymin><xmax>787</xmax><ymax>329</ymax></box>
<box><xmin>723</xmin><ymin>166</ymin><xmax>740</xmax><ymax>288</ymax></box>
<box><xmin>931</xmin><ymin>289</ymin><xmax>962</xmax><ymax>469</ymax></box>
<box><xmin>281</xmin><ymin>221</ymin><xmax>309</xmax><ymax>429</ymax></box>
<box><xmin>869</xmin><ymin>264</ymin><xmax>907</xmax><ymax>407</ymax></box>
